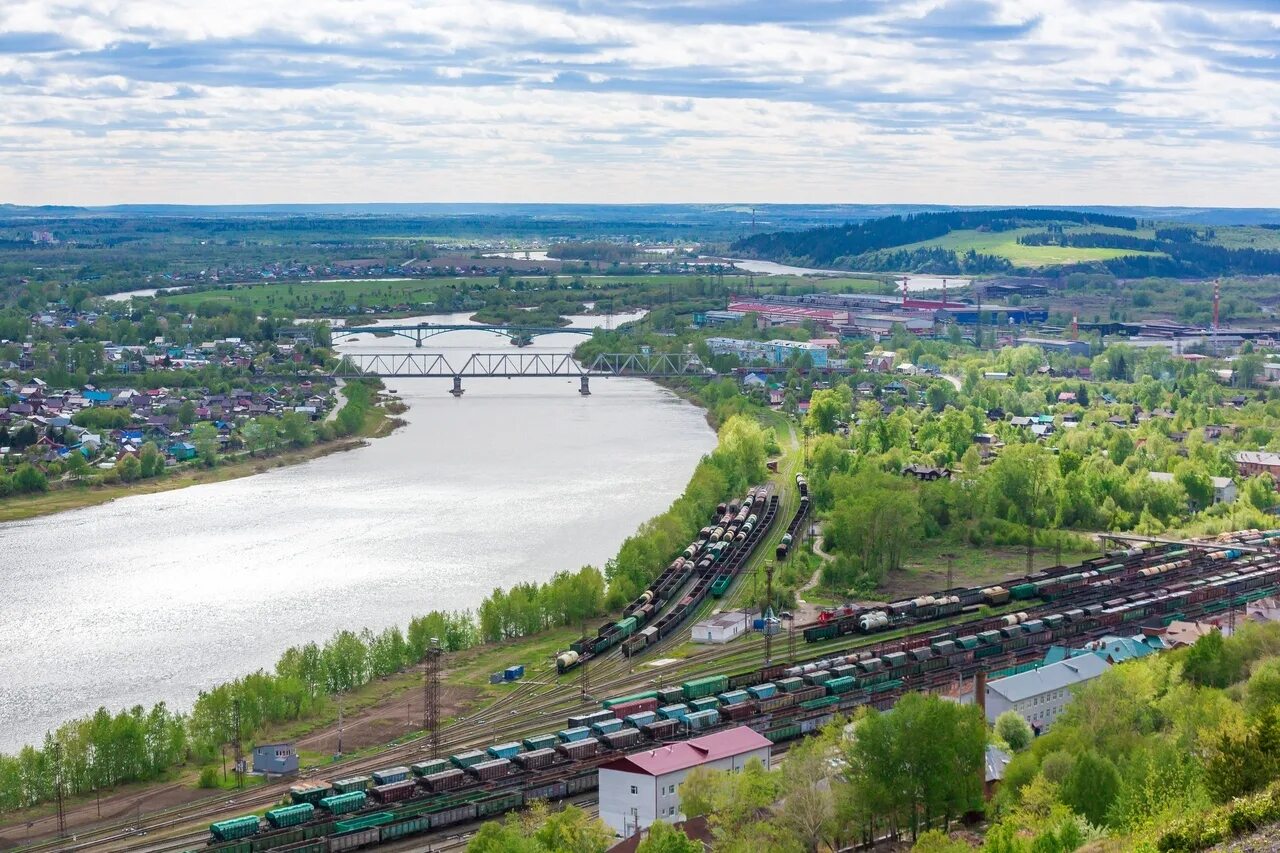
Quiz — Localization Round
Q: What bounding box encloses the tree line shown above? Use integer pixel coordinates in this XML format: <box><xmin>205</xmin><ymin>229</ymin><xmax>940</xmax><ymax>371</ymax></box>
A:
<box><xmin>0</xmin><ymin>412</ymin><xmax>771</xmax><ymax>815</ymax></box>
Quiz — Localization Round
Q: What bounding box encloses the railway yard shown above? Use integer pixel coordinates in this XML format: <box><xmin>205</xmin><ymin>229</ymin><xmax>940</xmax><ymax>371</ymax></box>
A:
<box><xmin>11</xmin><ymin>489</ymin><xmax>1280</xmax><ymax>853</ymax></box>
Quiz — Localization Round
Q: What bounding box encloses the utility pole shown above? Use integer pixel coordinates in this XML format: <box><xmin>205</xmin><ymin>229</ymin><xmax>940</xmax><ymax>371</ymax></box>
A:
<box><xmin>764</xmin><ymin>561</ymin><xmax>775</xmax><ymax>665</ymax></box>
<box><xmin>52</xmin><ymin>741</ymin><xmax>65</xmax><ymax>838</ymax></box>
<box><xmin>337</xmin><ymin>705</ymin><xmax>344</xmax><ymax>759</ymax></box>
<box><xmin>232</xmin><ymin>698</ymin><xmax>243</xmax><ymax>790</ymax></box>
<box><xmin>579</xmin><ymin>620</ymin><xmax>590</xmax><ymax>700</ymax></box>
<box><xmin>945</xmin><ymin>553</ymin><xmax>955</xmax><ymax>591</ymax></box>
<box><xmin>425</xmin><ymin>637</ymin><xmax>443</xmax><ymax>755</ymax></box>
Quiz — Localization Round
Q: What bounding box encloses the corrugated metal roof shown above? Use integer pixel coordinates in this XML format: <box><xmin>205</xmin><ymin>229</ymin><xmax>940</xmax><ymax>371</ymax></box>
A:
<box><xmin>599</xmin><ymin>726</ymin><xmax>771</xmax><ymax>777</ymax></box>
<box><xmin>986</xmin><ymin>655</ymin><xmax>1110</xmax><ymax>704</ymax></box>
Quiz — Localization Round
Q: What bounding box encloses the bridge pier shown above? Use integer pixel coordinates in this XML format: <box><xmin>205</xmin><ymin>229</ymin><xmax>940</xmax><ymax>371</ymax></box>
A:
<box><xmin>579</xmin><ymin>376</ymin><xmax>591</xmax><ymax>396</ymax></box>
<box><xmin>450</xmin><ymin>376</ymin><xmax>464</xmax><ymax>397</ymax></box>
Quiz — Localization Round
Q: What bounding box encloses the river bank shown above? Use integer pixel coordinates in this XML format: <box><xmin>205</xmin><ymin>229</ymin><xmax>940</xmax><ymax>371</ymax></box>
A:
<box><xmin>0</xmin><ymin>386</ymin><xmax>402</xmax><ymax>525</ymax></box>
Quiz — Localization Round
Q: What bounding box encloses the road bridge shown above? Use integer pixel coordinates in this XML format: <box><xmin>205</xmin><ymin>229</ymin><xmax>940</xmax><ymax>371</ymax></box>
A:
<box><xmin>332</xmin><ymin>351</ymin><xmax>713</xmax><ymax>396</ymax></box>
<box><xmin>331</xmin><ymin>323</ymin><xmax>601</xmax><ymax>347</ymax></box>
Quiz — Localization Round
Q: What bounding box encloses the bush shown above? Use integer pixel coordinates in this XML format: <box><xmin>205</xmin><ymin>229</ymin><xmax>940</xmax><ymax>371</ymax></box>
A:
<box><xmin>198</xmin><ymin>766</ymin><xmax>219</xmax><ymax>789</ymax></box>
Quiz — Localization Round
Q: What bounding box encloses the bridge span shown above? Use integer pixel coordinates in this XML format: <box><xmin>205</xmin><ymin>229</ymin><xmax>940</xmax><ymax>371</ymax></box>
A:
<box><xmin>333</xmin><ymin>351</ymin><xmax>712</xmax><ymax>395</ymax></box>
<box><xmin>331</xmin><ymin>323</ymin><xmax>601</xmax><ymax>347</ymax></box>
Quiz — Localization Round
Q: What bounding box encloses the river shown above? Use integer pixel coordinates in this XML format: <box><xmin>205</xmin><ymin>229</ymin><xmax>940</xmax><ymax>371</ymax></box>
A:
<box><xmin>0</xmin><ymin>312</ymin><xmax>717</xmax><ymax>752</ymax></box>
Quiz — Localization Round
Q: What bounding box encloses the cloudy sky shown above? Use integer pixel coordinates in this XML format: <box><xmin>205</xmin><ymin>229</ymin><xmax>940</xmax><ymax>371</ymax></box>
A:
<box><xmin>1</xmin><ymin>0</ymin><xmax>1278</xmax><ymax>206</ymax></box>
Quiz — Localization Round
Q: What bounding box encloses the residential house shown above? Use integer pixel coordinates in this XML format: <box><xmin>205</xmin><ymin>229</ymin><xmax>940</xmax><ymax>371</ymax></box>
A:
<box><xmin>1234</xmin><ymin>451</ymin><xmax>1280</xmax><ymax>479</ymax></box>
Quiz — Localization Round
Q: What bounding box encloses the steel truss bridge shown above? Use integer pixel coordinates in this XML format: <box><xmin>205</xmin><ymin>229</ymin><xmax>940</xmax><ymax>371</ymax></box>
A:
<box><xmin>330</xmin><ymin>323</ymin><xmax>601</xmax><ymax>346</ymax></box>
<box><xmin>332</xmin><ymin>351</ymin><xmax>712</xmax><ymax>395</ymax></box>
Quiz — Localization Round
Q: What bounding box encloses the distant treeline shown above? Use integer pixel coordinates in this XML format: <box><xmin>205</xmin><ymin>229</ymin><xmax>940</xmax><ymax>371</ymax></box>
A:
<box><xmin>731</xmin><ymin>208</ymin><xmax>1138</xmax><ymax>267</ymax></box>
<box><xmin>846</xmin><ymin>247</ymin><xmax>1012</xmax><ymax>275</ymax></box>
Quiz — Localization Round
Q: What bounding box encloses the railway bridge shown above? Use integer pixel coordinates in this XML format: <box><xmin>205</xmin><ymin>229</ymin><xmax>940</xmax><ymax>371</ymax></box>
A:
<box><xmin>331</xmin><ymin>323</ymin><xmax>603</xmax><ymax>347</ymax></box>
<box><xmin>332</xmin><ymin>351</ymin><xmax>713</xmax><ymax>396</ymax></box>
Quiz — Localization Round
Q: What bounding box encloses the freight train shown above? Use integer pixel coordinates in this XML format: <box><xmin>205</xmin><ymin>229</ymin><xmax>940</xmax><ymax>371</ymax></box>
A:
<box><xmin>207</xmin><ymin>542</ymin><xmax>1280</xmax><ymax>853</ymax></box>
<box><xmin>623</xmin><ymin>492</ymin><xmax>778</xmax><ymax>656</ymax></box>
<box><xmin>776</xmin><ymin>474</ymin><xmax>811</xmax><ymax>560</ymax></box>
<box><xmin>555</xmin><ymin>486</ymin><xmax>778</xmax><ymax>671</ymax></box>
<box><xmin>802</xmin><ymin>542</ymin><xmax>1251</xmax><ymax>643</ymax></box>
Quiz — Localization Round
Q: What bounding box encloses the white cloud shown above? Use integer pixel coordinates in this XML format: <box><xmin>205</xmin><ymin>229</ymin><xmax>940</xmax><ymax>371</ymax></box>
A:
<box><xmin>0</xmin><ymin>0</ymin><xmax>1277</xmax><ymax>204</ymax></box>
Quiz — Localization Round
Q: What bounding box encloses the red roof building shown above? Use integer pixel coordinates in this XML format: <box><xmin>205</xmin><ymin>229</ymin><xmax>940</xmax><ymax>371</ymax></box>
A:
<box><xmin>598</xmin><ymin>727</ymin><xmax>772</xmax><ymax>837</ymax></box>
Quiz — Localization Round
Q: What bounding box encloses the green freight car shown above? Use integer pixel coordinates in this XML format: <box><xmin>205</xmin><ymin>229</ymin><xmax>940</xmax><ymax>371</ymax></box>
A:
<box><xmin>602</xmin><ymin>690</ymin><xmax>659</xmax><ymax>709</ymax></box>
<box><xmin>331</xmin><ymin>775</ymin><xmax>371</xmax><ymax>794</ymax></box>
<box><xmin>522</xmin><ymin>734</ymin><xmax>558</xmax><ymax>751</ymax></box>
<box><xmin>765</xmin><ymin>723</ymin><xmax>802</xmax><ymax>743</ymax></box>
<box><xmin>682</xmin><ymin>675</ymin><xmax>730</xmax><ymax>701</ymax></box>
<box><xmin>289</xmin><ymin>783</ymin><xmax>331</xmax><ymax>805</ymax></box>
<box><xmin>411</xmin><ymin>758</ymin><xmax>450</xmax><ymax>777</ymax></box>
<box><xmin>689</xmin><ymin>697</ymin><xmax>720</xmax><ymax>712</ymax></box>
<box><xmin>334</xmin><ymin>812</ymin><xmax>395</xmax><ymax>833</ymax></box>
<box><xmin>800</xmin><ymin>695</ymin><xmax>842</xmax><ymax>711</ymax></box>
<box><xmin>1011</xmin><ymin>583</ymin><xmax>1039</xmax><ymax>600</ymax></box>
<box><xmin>266</xmin><ymin>803</ymin><xmax>315</xmax><ymax>829</ymax></box>
<box><xmin>710</xmin><ymin>575</ymin><xmax>732</xmax><ymax>597</ymax></box>
<box><xmin>382</xmin><ymin>815</ymin><xmax>429</xmax><ymax>840</ymax></box>
<box><xmin>319</xmin><ymin>791</ymin><xmax>367</xmax><ymax>815</ymax></box>
<box><xmin>616</xmin><ymin>616</ymin><xmax>639</xmax><ymax>638</ymax></box>
<box><xmin>825</xmin><ymin>675</ymin><xmax>856</xmax><ymax>694</ymax></box>
<box><xmin>210</xmin><ymin>815</ymin><xmax>260</xmax><ymax>842</ymax></box>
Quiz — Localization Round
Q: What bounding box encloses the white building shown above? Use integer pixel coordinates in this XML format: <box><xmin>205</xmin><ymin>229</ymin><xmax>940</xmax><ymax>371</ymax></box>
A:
<box><xmin>1148</xmin><ymin>471</ymin><xmax>1237</xmax><ymax>505</ymax></box>
<box><xmin>598</xmin><ymin>727</ymin><xmax>772</xmax><ymax>837</ymax></box>
<box><xmin>691</xmin><ymin>611</ymin><xmax>751</xmax><ymax>644</ymax></box>
<box><xmin>984</xmin><ymin>655</ymin><xmax>1110</xmax><ymax>730</ymax></box>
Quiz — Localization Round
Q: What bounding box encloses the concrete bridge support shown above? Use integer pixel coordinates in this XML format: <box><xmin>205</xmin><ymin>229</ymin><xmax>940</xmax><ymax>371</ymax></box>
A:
<box><xmin>579</xmin><ymin>376</ymin><xmax>591</xmax><ymax>396</ymax></box>
<box><xmin>450</xmin><ymin>376</ymin><xmax>464</xmax><ymax>397</ymax></box>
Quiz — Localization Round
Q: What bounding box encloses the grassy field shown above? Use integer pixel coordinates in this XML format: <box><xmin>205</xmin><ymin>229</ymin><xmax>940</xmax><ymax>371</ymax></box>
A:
<box><xmin>891</xmin><ymin>538</ymin><xmax>1101</xmax><ymax>597</ymax></box>
<box><xmin>897</xmin><ymin>226</ymin><xmax>1166</xmax><ymax>267</ymax></box>
<box><xmin>160</xmin><ymin>279</ymin><xmax>445</xmax><ymax>313</ymax></box>
<box><xmin>1209</xmin><ymin>226</ymin><xmax>1280</xmax><ymax>250</ymax></box>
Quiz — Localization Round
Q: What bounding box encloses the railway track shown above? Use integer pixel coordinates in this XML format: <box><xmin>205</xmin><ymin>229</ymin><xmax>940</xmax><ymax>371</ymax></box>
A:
<box><xmin>20</xmin><ymin>535</ymin><xmax>1272</xmax><ymax>853</ymax></box>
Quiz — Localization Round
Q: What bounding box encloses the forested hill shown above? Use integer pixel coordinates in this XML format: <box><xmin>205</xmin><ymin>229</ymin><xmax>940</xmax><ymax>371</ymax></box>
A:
<box><xmin>731</xmin><ymin>208</ymin><xmax>1138</xmax><ymax>268</ymax></box>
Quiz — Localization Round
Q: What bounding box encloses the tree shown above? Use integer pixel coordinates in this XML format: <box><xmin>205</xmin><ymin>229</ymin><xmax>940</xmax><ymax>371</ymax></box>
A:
<box><xmin>635</xmin><ymin>822</ymin><xmax>701</xmax><ymax>853</ymax></box>
<box><xmin>190</xmin><ymin>423</ymin><xmax>220</xmax><ymax>467</ymax></box>
<box><xmin>13</xmin><ymin>463</ymin><xmax>48</xmax><ymax>494</ymax></box>
<box><xmin>805</xmin><ymin>386</ymin><xmax>851</xmax><ymax>434</ymax></box>
<box><xmin>139</xmin><ymin>443</ymin><xmax>164</xmax><ymax>479</ymax></box>
<box><xmin>823</xmin><ymin>470</ymin><xmax>922</xmax><ymax>585</ymax></box>
<box><xmin>983</xmin><ymin>444</ymin><xmax>1059</xmax><ymax>571</ymax></box>
<box><xmin>118</xmin><ymin>454</ymin><xmax>142</xmax><ymax>483</ymax></box>
<box><xmin>776</xmin><ymin>735</ymin><xmax>837</xmax><ymax>852</ymax></box>
<box><xmin>996</xmin><ymin>711</ymin><xmax>1034</xmax><ymax>752</ymax></box>
<box><xmin>178</xmin><ymin>400</ymin><xmax>197</xmax><ymax>426</ymax></box>
<box><xmin>533</xmin><ymin>804</ymin><xmax>612</xmax><ymax>853</ymax></box>
<box><xmin>65</xmin><ymin>451</ymin><xmax>90</xmax><ymax>482</ymax></box>
<box><xmin>1059</xmin><ymin>750</ymin><xmax>1120</xmax><ymax>826</ymax></box>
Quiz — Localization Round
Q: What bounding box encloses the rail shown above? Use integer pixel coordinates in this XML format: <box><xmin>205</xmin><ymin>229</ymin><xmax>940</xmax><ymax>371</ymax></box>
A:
<box><xmin>331</xmin><ymin>351</ymin><xmax>712</xmax><ymax>379</ymax></box>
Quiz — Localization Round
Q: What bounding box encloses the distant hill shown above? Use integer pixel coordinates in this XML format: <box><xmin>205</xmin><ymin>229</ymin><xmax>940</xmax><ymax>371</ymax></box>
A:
<box><xmin>730</xmin><ymin>208</ymin><xmax>1280</xmax><ymax>278</ymax></box>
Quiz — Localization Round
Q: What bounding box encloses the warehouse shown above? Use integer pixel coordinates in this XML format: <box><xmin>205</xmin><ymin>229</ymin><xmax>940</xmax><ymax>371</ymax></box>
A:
<box><xmin>1014</xmin><ymin>337</ymin><xmax>1092</xmax><ymax>357</ymax></box>
<box><xmin>598</xmin><ymin>727</ymin><xmax>772</xmax><ymax>837</ymax></box>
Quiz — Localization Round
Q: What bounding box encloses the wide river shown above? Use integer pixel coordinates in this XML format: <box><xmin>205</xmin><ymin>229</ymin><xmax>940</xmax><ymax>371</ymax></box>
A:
<box><xmin>0</xmin><ymin>313</ymin><xmax>716</xmax><ymax>752</ymax></box>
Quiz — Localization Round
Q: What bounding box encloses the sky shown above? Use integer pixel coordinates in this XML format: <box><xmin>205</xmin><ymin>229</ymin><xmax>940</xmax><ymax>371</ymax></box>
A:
<box><xmin>1</xmin><ymin>0</ymin><xmax>1278</xmax><ymax>206</ymax></box>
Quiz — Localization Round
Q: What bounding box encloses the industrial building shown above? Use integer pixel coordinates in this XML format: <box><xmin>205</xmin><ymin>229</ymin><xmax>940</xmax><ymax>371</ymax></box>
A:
<box><xmin>252</xmin><ymin>742</ymin><xmax>299</xmax><ymax>775</ymax></box>
<box><xmin>983</xmin><ymin>655</ymin><xmax>1110</xmax><ymax>730</ymax></box>
<box><xmin>690</xmin><ymin>611</ymin><xmax>751</xmax><ymax>644</ymax></box>
<box><xmin>598</xmin><ymin>727</ymin><xmax>773</xmax><ymax>837</ymax></box>
<box><xmin>1013</xmin><ymin>337</ymin><xmax>1092</xmax><ymax>357</ymax></box>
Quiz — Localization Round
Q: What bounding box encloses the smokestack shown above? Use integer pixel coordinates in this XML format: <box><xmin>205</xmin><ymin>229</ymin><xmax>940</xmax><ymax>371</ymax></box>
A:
<box><xmin>975</xmin><ymin>670</ymin><xmax>987</xmax><ymax>721</ymax></box>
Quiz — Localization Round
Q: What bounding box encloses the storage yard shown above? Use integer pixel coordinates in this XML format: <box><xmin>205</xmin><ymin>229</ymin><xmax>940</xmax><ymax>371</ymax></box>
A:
<box><xmin>21</xmin><ymin>517</ymin><xmax>1280</xmax><ymax>853</ymax></box>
